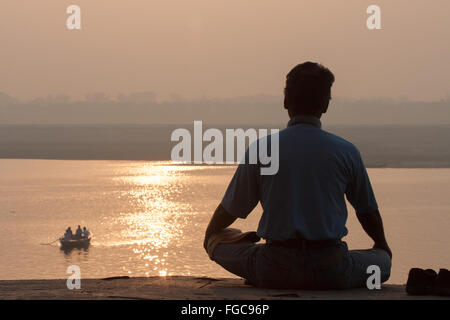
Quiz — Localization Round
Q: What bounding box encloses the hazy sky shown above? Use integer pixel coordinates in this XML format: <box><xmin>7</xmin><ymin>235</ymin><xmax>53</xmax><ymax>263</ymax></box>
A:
<box><xmin>1</xmin><ymin>0</ymin><xmax>449</xmax><ymax>101</ymax></box>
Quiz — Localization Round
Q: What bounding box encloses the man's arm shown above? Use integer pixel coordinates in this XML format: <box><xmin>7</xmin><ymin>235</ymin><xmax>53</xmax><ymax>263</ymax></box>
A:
<box><xmin>203</xmin><ymin>204</ymin><xmax>237</xmax><ymax>250</ymax></box>
<box><xmin>204</xmin><ymin>159</ymin><xmax>260</xmax><ymax>251</ymax></box>
<box><xmin>356</xmin><ymin>209</ymin><xmax>392</xmax><ymax>258</ymax></box>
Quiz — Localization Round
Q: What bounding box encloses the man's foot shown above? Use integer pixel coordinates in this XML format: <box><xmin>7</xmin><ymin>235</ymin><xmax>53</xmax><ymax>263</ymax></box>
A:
<box><xmin>406</xmin><ymin>268</ymin><xmax>437</xmax><ymax>295</ymax></box>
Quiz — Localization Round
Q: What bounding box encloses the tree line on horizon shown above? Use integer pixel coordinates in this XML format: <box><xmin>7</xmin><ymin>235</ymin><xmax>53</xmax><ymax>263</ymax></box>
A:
<box><xmin>0</xmin><ymin>92</ymin><xmax>449</xmax><ymax>126</ymax></box>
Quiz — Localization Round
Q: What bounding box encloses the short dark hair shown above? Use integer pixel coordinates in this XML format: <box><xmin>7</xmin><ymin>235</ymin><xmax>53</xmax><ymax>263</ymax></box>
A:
<box><xmin>284</xmin><ymin>62</ymin><xmax>335</xmax><ymax>116</ymax></box>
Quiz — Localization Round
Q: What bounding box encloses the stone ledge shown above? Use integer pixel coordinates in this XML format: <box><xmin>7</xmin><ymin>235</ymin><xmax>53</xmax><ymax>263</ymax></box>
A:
<box><xmin>0</xmin><ymin>276</ymin><xmax>448</xmax><ymax>300</ymax></box>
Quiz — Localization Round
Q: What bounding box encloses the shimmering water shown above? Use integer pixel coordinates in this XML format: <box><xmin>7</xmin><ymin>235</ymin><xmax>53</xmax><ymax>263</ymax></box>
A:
<box><xmin>1</xmin><ymin>159</ymin><xmax>449</xmax><ymax>284</ymax></box>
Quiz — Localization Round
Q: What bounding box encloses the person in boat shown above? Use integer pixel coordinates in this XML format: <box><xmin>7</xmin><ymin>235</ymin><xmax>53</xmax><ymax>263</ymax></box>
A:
<box><xmin>75</xmin><ymin>225</ymin><xmax>83</xmax><ymax>240</ymax></box>
<box><xmin>64</xmin><ymin>227</ymin><xmax>73</xmax><ymax>240</ymax></box>
<box><xmin>82</xmin><ymin>227</ymin><xmax>90</xmax><ymax>239</ymax></box>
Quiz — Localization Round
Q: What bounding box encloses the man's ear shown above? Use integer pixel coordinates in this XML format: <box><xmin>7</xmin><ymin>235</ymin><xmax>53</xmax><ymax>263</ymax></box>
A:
<box><xmin>283</xmin><ymin>96</ymin><xmax>289</xmax><ymax>110</ymax></box>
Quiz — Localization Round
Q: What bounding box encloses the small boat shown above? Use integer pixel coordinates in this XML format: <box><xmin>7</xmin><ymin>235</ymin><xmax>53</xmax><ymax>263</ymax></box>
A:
<box><xmin>59</xmin><ymin>236</ymin><xmax>92</xmax><ymax>250</ymax></box>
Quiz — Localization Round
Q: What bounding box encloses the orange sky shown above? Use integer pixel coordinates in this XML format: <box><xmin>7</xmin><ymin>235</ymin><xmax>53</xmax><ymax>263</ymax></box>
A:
<box><xmin>0</xmin><ymin>0</ymin><xmax>449</xmax><ymax>101</ymax></box>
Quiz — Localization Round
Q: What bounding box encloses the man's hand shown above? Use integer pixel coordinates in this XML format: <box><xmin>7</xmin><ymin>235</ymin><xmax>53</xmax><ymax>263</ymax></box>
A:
<box><xmin>203</xmin><ymin>235</ymin><xmax>209</xmax><ymax>252</ymax></box>
<box><xmin>356</xmin><ymin>209</ymin><xmax>392</xmax><ymax>259</ymax></box>
<box><xmin>203</xmin><ymin>204</ymin><xmax>238</xmax><ymax>251</ymax></box>
<box><xmin>203</xmin><ymin>230</ymin><xmax>213</xmax><ymax>251</ymax></box>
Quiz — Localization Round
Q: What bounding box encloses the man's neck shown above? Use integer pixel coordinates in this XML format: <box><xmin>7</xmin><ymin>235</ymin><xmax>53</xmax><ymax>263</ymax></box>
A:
<box><xmin>287</xmin><ymin>114</ymin><xmax>322</xmax><ymax>128</ymax></box>
<box><xmin>289</xmin><ymin>111</ymin><xmax>322</xmax><ymax>119</ymax></box>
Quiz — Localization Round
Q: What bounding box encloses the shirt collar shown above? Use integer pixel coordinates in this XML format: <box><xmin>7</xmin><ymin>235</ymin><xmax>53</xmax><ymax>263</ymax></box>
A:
<box><xmin>287</xmin><ymin>115</ymin><xmax>322</xmax><ymax>129</ymax></box>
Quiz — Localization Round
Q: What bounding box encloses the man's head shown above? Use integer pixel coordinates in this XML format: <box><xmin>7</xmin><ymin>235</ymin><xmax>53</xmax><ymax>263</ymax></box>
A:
<box><xmin>284</xmin><ymin>62</ymin><xmax>335</xmax><ymax>118</ymax></box>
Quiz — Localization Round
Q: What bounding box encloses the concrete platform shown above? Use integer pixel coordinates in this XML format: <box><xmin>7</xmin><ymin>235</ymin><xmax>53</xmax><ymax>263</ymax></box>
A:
<box><xmin>0</xmin><ymin>276</ymin><xmax>448</xmax><ymax>300</ymax></box>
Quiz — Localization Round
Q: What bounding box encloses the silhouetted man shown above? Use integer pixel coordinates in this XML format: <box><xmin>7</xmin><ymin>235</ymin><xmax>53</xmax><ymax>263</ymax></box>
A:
<box><xmin>204</xmin><ymin>62</ymin><xmax>392</xmax><ymax>289</ymax></box>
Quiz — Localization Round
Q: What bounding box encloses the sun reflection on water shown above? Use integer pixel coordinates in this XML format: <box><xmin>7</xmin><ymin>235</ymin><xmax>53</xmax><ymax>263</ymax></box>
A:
<box><xmin>108</xmin><ymin>162</ymin><xmax>205</xmax><ymax>276</ymax></box>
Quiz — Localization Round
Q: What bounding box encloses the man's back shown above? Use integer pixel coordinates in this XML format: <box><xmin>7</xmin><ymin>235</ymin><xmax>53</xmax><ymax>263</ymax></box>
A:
<box><xmin>221</xmin><ymin>115</ymin><xmax>378</xmax><ymax>241</ymax></box>
<box><xmin>260</xmin><ymin>115</ymin><xmax>377</xmax><ymax>240</ymax></box>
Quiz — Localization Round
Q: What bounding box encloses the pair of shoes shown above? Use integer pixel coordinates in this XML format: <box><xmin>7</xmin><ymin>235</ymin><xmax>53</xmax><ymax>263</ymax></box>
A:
<box><xmin>406</xmin><ymin>268</ymin><xmax>450</xmax><ymax>296</ymax></box>
<box><xmin>406</xmin><ymin>269</ymin><xmax>437</xmax><ymax>295</ymax></box>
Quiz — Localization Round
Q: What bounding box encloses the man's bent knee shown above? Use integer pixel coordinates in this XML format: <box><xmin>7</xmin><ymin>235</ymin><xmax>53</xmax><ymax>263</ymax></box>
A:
<box><xmin>210</xmin><ymin>241</ymin><xmax>259</xmax><ymax>283</ymax></box>
<box><xmin>369</xmin><ymin>249</ymin><xmax>392</xmax><ymax>283</ymax></box>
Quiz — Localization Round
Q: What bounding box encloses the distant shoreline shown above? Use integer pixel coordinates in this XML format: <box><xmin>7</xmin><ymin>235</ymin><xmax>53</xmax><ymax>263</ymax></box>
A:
<box><xmin>1</xmin><ymin>124</ymin><xmax>450</xmax><ymax>168</ymax></box>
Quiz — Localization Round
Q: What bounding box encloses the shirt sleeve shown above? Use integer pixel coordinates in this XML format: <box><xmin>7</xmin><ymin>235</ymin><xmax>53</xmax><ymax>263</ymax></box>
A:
<box><xmin>220</xmin><ymin>162</ymin><xmax>260</xmax><ymax>219</ymax></box>
<box><xmin>345</xmin><ymin>150</ymin><xmax>378</xmax><ymax>213</ymax></box>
